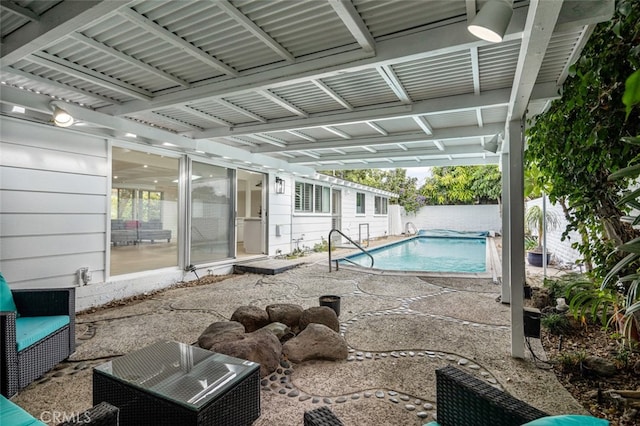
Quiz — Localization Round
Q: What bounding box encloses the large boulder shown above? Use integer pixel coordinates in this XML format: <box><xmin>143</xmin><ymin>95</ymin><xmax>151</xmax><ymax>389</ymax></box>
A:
<box><xmin>282</xmin><ymin>323</ymin><xmax>348</xmax><ymax>363</ymax></box>
<box><xmin>230</xmin><ymin>305</ymin><xmax>270</xmax><ymax>332</ymax></box>
<box><xmin>211</xmin><ymin>328</ymin><xmax>282</xmax><ymax>377</ymax></box>
<box><xmin>197</xmin><ymin>321</ymin><xmax>245</xmax><ymax>350</ymax></box>
<box><xmin>266</xmin><ymin>304</ymin><xmax>304</xmax><ymax>331</ymax></box>
<box><xmin>299</xmin><ymin>306</ymin><xmax>339</xmax><ymax>332</ymax></box>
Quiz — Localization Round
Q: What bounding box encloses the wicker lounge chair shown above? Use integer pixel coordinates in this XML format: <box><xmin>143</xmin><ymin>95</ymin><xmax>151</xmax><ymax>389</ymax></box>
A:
<box><xmin>434</xmin><ymin>365</ymin><xmax>548</xmax><ymax>426</ymax></box>
<box><xmin>1</xmin><ymin>284</ymin><xmax>76</xmax><ymax>398</ymax></box>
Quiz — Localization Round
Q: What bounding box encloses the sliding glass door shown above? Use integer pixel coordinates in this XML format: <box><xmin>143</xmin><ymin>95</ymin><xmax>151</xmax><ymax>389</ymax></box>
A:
<box><xmin>190</xmin><ymin>161</ymin><xmax>235</xmax><ymax>264</ymax></box>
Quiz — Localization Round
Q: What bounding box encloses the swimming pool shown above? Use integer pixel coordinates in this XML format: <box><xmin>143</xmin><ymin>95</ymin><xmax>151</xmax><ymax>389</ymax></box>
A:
<box><xmin>341</xmin><ymin>232</ymin><xmax>488</xmax><ymax>273</ymax></box>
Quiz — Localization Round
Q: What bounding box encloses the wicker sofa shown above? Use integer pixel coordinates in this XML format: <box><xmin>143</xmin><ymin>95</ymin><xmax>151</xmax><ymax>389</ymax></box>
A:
<box><xmin>1</xmin><ymin>280</ymin><xmax>75</xmax><ymax>398</ymax></box>
<box><xmin>432</xmin><ymin>365</ymin><xmax>548</xmax><ymax>426</ymax></box>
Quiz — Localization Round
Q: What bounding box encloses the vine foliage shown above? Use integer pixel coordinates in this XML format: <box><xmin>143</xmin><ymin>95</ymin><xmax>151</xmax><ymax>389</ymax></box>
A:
<box><xmin>525</xmin><ymin>0</ymin><xmax>640</xmax><ymax>279</ymax></box>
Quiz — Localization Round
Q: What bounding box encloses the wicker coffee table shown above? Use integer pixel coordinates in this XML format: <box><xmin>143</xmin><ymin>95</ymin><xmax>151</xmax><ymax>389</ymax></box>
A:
<box><xmin>93</xmin><ymin>340</ymin><xmax>260</xmax><ymax>425</ymax></box>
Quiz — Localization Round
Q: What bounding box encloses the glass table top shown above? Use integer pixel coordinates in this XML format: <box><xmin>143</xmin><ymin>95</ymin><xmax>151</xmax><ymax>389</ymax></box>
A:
<box><xmin>94</xmin><ymin>340</ymin><xmax>259</xmax><ymax>409</ymax></box>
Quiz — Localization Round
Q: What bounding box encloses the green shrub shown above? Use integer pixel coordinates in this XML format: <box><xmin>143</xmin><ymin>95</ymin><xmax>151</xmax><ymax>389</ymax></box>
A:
<box><xmin>541</xmin><ymin>313</ymin><xmax>571</xmax><ymax>335</ymax></box>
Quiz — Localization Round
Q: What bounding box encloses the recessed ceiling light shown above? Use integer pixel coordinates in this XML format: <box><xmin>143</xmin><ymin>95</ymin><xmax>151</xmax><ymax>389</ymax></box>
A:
<box><xmin>125</xmin><ymin>133</ymin><xmax>137</xmax><ymax>138</ymax></box>
<box><xmin>11</xmin><ymin>106</ymin><xmax>25</xmax><ymax>113</ymax></box>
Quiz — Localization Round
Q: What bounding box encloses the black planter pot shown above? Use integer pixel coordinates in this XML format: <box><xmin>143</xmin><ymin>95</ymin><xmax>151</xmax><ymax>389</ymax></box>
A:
<box><xmin>527</xmin><ymin>251</ymin><xmax>551</xmax><ymax>267</ymax></box>
<box><xmin>319</xmin><ymin>295</ymin><xmax>341</xmax><ymax>317</ymax></box>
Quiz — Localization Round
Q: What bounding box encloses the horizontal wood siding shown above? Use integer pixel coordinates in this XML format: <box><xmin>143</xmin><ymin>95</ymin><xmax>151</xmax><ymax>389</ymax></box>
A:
<box><xmin>0</xmin><ymin>118</ymin><xmax>108</xmax><ymax>288</ymax></box>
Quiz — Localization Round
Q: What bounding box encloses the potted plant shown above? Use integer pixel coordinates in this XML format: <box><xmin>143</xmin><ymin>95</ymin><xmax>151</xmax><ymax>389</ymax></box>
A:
<box><xmin>525</xmin><ymin>204</ymin><xmax>560</xmax><ymax>267</ymax></box>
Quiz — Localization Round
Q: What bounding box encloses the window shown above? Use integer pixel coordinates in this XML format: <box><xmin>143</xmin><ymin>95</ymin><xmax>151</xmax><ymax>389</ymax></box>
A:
<box><xmin>110</xmin><ymin>146</ymin><xmax>179</xmax><ymax>276</ymax></box>
<box><xmin>314</xmin><ymin>185</ymin><xmax>330</xmax><ymax>213</ymax></box>
<box><xmin>295</xmin><ymin>182</ymin><xmax>313</xmax><ymax>212</ymax></box>
<box><xmin>356</xmin><ymin>192</ymin><xmax>365</xmax><ymax>214</ymax></box>
<box><xmin>375</xmin><ymin>196</ymin><xmax>388</xmax><ymax>214</ymax></box>
<box><xmin>295</xmin><ymin>181</ymin><xmax>330</xmax><ymax>213</ymax></box>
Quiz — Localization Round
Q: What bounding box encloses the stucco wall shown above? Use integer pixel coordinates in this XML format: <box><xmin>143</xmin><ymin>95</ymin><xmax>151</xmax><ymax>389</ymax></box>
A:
<box><xmin>402</xmin><ymin>205</ymin><xmax>502</xmax><ymax>234</ymax></box>
<box><xmin>526</xmin><ymin>197</ymin><xmax>582</xmax><ymax>266</ymax></box>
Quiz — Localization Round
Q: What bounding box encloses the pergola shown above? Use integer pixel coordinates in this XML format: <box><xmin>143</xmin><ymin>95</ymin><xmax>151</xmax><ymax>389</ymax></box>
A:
<box><xmin>0</xmin><ymin>0</ymin><xmax>613</xmax><ymax>357</ymax></box>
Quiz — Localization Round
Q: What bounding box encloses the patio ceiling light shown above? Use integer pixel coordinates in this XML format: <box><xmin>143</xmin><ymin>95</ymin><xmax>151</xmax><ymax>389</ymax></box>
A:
<box><xmin>52</xmin><ymin>105</ymin><xmax>74</xmax><ymax>127</ymax></box>
<box><xmin>468</xmin><ymin>0</ymin><xmax>513</xmax><ymax>43</ymax></box>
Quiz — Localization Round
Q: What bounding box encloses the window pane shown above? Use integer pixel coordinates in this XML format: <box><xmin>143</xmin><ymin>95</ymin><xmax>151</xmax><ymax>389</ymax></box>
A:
<box><xmin>375</xmin><ymin>196</ymin><xmax>387</xmax><ymax>214</ymax></box>
<box><xmin>295</xmin><ymin>182</ymin><xmax>313</xmax><ymax>212</ymax></box>
<box><xmin>190</xmin><ymin>162</ymin><xmax>233</xmax><ymax>264</ymax></box>
<box><xmin>111</xmin><ymin>147</ymin><xmax>178</xmax><ymax>275</ymax></box>
<box><xmin>314</xmin><ymin>185</ymin><xmax>330</xmax><ymax>213</ymax></box>
<box><xmin>356</xmin><ymin>193</ymin><xmax>365</xmax><ymax>214</ymax></box>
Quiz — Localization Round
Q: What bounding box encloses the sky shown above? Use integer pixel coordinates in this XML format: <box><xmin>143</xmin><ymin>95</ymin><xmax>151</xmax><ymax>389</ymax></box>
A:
<box><xmin>405</xmin><ymin>167</ymin><xmax>432</xmax><ymax>185</ymax></box>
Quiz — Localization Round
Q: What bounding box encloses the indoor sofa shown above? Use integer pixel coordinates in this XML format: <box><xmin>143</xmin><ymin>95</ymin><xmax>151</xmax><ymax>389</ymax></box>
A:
<box><xmin>1</xmin><ymin>273</ymin><xmax>75</xmax><ymax>398</ymax></box>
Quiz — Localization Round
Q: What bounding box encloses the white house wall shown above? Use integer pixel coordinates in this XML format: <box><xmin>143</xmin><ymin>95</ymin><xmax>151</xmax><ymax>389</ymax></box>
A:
<box><xmin>1</xmin><ymin>117</ymin><xmax>109</xmax><ymax>289</ymax></box>
<box><xmin>0</xmin><ymin>117</ymin><xmax>393</xmax><ymax>309</ymax></box>
<box><xmin>267</xmin><ymin>172</ymin><xmax>294</xmax><ymax>256</ymax></box>
<box><xmin>290</xmin><ymin>181</ymin><xmax>391</xmax><ymax>250</ymax></box>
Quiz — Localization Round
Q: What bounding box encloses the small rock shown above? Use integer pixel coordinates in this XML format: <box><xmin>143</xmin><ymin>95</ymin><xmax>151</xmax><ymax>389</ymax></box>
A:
<box><xmin>375</xmin><ymin>391</ymin><xmax>385</xmax><ymax>398</ymax></box>
<box><xmin>323</xmin><ymin>397</ymin><xmax>332</xmax><ymax>404</ymax></box>
<box><xmin>405</xmin><ymin>404</ymin><xmax>416</xmax><ymax>411</ymax></box>
<box><xmin>288</xmin><ymin>390</ymin><xmax>299</xmax><ymax>397</ymax></box>
<box><xmin>583</xmin><ymin>356</ymin><xmax>617</xmax><ymax>377</ymax></box>
<box><xmin>417</xmin><ymin>412</ymin><xmax>429</xmax><ymax>419</ymax></box>
<box><xmin>299</xmin><ymin>395</ymin><xmax>311</xmax><ymax>402</ymax></box>
<box><xmin>336</xmin><ymin>396</ymin><xmax>347</xmax><ymax>403</ymax></box>
<box><xmin>390</xmin><ymin>397</ymin><xmax>399</xmax><ymax>403</ymax></box>
<box><xmin>423</xmin><ymin>403</ymin><xmax>434</xmax><ymax>410</ymax></box>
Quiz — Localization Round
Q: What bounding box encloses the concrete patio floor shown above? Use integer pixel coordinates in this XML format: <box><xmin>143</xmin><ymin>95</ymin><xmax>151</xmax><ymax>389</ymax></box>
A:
<box><xmin>12</xmin><ymin>242</ymin><xmax>585</xmax><ymax>425</ymax></box>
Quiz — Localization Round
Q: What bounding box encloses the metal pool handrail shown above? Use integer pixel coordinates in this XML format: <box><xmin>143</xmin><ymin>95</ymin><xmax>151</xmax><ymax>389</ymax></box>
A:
<box><xmin>328</xmin><ymin>229</ymin><xmax>374</xmax><ymax>272</ymax></box>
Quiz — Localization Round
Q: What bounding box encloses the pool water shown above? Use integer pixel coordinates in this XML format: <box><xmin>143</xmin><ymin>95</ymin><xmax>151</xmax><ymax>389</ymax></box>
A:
<box><xmin>342</xmin><ymin>236</ymin><xmax>487</xmax><ymax>273</ymax></box>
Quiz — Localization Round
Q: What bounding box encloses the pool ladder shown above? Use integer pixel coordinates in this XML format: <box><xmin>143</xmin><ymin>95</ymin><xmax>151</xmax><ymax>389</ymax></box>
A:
<box><xmin>327</xmin><ymin>228</ymin><xmax>374</xmax><ymax>272</ymax></box>
<box><xmin>405</xmin><ymin>221</ymin><xmax>418</xmax><ymax>235</ymax></box>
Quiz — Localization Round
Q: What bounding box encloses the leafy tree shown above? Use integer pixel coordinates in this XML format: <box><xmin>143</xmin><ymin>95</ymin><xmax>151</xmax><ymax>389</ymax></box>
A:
<box><xmin>525</xmin><ymin>0</ymin><xmax>640</xmax><ymax>278</ymax></box>
<box><xmin>419</xmin><ymin>165</ymin><xmax>501</xmax><ymax>205</ymax></box>
<box><xmin>323</xmin><ymin>168</ymin><xmax>424</xmax><ymax>213</ymax></box>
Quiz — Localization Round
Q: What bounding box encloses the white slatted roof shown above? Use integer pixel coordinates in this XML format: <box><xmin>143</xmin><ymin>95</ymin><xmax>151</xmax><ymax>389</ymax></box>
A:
<box><xmin>0</xmin><ymin>0</ymin><xmax>613</xmax><ymax>173</ymax></box>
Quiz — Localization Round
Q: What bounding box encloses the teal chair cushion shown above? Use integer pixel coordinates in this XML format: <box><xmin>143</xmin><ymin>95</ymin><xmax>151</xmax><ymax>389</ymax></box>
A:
<box><xmin>522</xmin><ymin>415</ymin><xmax>609</xmax><ymax>425</ymax></box>
<box><xmin>15</xmin><ymin>315</ymin><xmax>70</xmax><ymax>351</ymax></box>
<box><xmin>0</xmin><ymin>273</ymin><xmax>18</xmax><ymax>313</ymax></box>
<box><xmin>0</xmin><ymin>395</ymin><xmax>46</xmax><ymax>425</ymax></box>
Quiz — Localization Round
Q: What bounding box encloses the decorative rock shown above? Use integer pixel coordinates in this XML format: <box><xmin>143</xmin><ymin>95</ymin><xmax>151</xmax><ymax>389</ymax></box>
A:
<box><xmin>390</xmin><ymin>397</ymin><xmax>399</xmax><ymax>403</ymax></box>
<box><xmin>266</xmin><ymin>304</ymin><xmax>304</xmax><ymax>331</ymax></box>
<box><xmin>230</xmin><ymin>306</ymin><xmax>270</xmax><ymax>332</ymax></box>
<box><xmin>583</xmin><ymin>356</ymin><xmax>617</xmax><ymax>377</ymax></box>
<box><xmin>400</xmin><ymin>395</ymin><xmax>410</xmax><ymax>401</ymax></box>
<box><xmin>288</xmin><ymin>390</ymin><xmax>299</xmax><ymax>397</ymax></box>
<box><xmin>364</xmin><ymin>392</ymin><xmax>373</xmax><ymax>398</ymax></box>
<box><xmin>282</xmin><ymin>323</ymin><xmax>348</xmax><ymax>363</ymax></box>
<box><xmin>458</xmin><ymin>359</ymin><xmax>468</xmax><ymax>366</ymax></box>
<box><xmin>197</xmin><ymin>321</ymin><xmax>245</xmax><ymax>349</ymax></box>
<box><xmin>299</xmin><ymin>306</ymin><xmax>340</xmax><ymax>332</ymax></box>
<box><xmin>388</xmin><ymin>391</ymin><xmax>398</xmax><ymax>396</ymax></box>
<box><xmin>351</xmin><ymin>394</ymin><xmax>360</xmax><ymax>400</ymax></box>
<box><xmin>312</xmin><ymin>397</ymin><xmax>320</xmax><ymax>403</ymax></box>
<box><xmin>211</xmin><ymin>328</ymin><xmax>282</xmax><ymax>377</ymax></box>
<box><xmin>336</xmin><ymin>396</ymin><xmax>347</xmax><ymax>403</ymax></box>
<box><xmin>323</xmin><ymin>398</ymin><xmax>332</xmax><ymax>404</ymax></box>
<box><xmin>375</xmin><ymin>391</ymin><xmax>385</xmax><ymax>398</ymax></box>
<box><xmin>299</xmin><ymin>395</ymin><xmax>311</xmax><ymax>402</ymax></box>
<box><xmin>279</xmin><ymin>389</ymin><xmax>287</xmax><ymax>394</ymax></box>
<box><xmin>423</xmin><ymin>403</ymin><xmax>434</xmax><ymax>410</ymax></box>
<box><xmin>417</xmin><ymin>412</ymin><xmax>429</xmax><ymax>419</ymax></box>
<box><xmin>405</xmin><ymin>404</ymin><xmax>416</xmax><ymax>411</ymax></box>
<box><xmin>280</xmin><ymin>360</ymin><xmax>291</xmax><ymax>368</ymax></box>
<box><xmin>261</xmin><ymin>322</ymin><xmax>292</xmax><ymax>341</ymax></box>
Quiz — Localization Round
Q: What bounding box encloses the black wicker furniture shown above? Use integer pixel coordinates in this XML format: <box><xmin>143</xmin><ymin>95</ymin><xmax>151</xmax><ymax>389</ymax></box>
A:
<box><xmin>434</xmin><ymin>365</ymin><xmax>548</xmax><ymax>426</ymax></box>
<box><xmin>1</xmin><ymin>285</ymin><xmax>76</xmax><ymax>398</ymax></box>
<box><xmin>93</xmin><ymin>340</ymin><xmax>260</xmax><ymax>426</ymax></box>
<box><xmin>304</xmin><ymin>406</ymin><xmax>344</xmax><ymax>426</ymax></box>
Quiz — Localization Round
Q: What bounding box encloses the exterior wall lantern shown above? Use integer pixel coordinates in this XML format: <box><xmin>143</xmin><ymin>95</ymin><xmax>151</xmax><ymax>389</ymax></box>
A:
<box><xmin>275</xmin><ymin>177</ymin><xmax>285</xmax><ymax>194</ymax></box>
